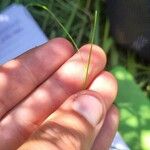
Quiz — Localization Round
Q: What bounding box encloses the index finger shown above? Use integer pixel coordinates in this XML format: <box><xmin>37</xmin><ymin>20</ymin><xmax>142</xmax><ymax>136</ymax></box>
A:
<box><xmin>0</xmin><ymin>38</ymin><xmax>74</xmax><ymax>118</ymax></box>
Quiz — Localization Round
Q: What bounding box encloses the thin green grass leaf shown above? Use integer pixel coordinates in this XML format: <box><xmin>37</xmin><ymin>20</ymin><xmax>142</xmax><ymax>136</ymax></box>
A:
<box><xmin>94</xmin><ymin>0</ymin><xmax>101</xmax><ymax>44</ymax></box>
<box><xmin>26</xmin><ymin>3</ymin><xmax>78</xmax><ymax>51</ymax></box>
<box><xmin>76</xmin><ymin>0</ymin><xmax>91</xmax><ymax>46</ymax></box>
<box><xmin>102</xmin><ymin>19</ymin><xmax>112</xmax><ymax>53</ymax></box>
<box><xmin>63</xmin><ymin>1</ymin><xmax>78</xmax><ymax>37</ymax></box>
<box><xmin>103</xmin><ymin>19</ymin><xmax>110</xmax><ymax>45</ymax></box>
<box><xmin>83</xmin><ymin>10</ymin><xmax>98</xmax><ymax>89</ymax></box>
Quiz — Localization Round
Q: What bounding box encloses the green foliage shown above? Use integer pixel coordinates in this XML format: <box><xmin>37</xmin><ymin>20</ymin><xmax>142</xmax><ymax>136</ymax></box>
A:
<box><xmin>112</xmin><ymin>66</ymin><xmax>150</xmax><ymax>150</ymax></box>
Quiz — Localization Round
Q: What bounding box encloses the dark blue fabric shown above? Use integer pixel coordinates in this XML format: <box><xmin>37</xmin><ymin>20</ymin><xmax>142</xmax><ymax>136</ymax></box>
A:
<box><xmin>106</xmin><ymin>0</ymin><xmax>150</xmax><ymax>62</ymax></box>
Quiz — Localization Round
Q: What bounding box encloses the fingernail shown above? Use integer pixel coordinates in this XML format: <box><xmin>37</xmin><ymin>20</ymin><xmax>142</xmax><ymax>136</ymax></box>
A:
<box><xmin>72</xmin><ymin>94</ymin><xmax>103</xmax><ymax>126</ymax></box>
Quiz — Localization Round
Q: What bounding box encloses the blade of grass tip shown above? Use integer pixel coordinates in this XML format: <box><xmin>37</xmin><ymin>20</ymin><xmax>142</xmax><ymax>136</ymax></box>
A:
<box><xmin>83</xmin><ymin>10</ymin><xmax>98</xmax><ymax>89</ymax></box>
<box><xmin>94</xmin><ymin>0</ymin><xmax>101</xmax><ymax>45</ymax></box>
<box><xmin>102</xmin><ymin>19</ymin><xmax>110</xmax><ymax>49</ymax></box>
<box><xmin>26</xmin><ymin>3</ymin><xmax>79</xmax><ymax>51</ymax></box>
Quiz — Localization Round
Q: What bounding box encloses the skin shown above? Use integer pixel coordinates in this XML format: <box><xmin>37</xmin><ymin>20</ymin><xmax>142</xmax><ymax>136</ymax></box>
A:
<box><xmin>0</xmin><ymin>38</ymin><xmax>119</xmax><ymax>150</ymax></box>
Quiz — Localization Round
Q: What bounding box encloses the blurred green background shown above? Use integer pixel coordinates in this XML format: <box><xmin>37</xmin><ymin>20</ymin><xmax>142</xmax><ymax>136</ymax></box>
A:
<box><xmin>0</xmin><ymin>0</ymin><xmax>150</xmax><ymax>149</ymax></box>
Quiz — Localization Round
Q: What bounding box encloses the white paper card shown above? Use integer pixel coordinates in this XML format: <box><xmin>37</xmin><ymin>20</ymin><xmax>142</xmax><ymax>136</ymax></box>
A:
<box><xmin>110</xmin><ymin>132</ymin><xmax>130</xmax><ymax>150</ymax></box>
<box><xmin>0</xmin><ymin>4</ymin><xmax>48</xmax><ymax>64</ymax></box>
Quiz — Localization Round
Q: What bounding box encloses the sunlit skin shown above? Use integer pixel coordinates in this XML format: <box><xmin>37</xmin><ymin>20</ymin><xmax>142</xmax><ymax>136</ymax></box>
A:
<box><xmin>0</xmin><ymin>38</ymin><xmax>119</xmax><ymax>150</ymax></box>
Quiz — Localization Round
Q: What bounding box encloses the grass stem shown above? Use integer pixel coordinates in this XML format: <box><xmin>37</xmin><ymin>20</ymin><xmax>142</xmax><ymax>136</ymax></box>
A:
<box><xmin>83</xmin><ymin>10</ymin><xmax>98</xmax><ymax>89</ymax></box>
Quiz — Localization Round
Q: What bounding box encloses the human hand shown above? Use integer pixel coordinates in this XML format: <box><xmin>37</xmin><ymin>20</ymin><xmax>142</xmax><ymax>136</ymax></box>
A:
<box><xmin>0</xmin><ymin>38</ymin><xmax>119</xmax><ymax>150</ymax></box>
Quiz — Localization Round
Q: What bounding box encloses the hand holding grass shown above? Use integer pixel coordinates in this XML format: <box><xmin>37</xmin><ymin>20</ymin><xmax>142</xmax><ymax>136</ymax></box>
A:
<box><xmin>0</xmin><ymin>38</ymin><xmax>119</xmax><ymax>150</ymax></box>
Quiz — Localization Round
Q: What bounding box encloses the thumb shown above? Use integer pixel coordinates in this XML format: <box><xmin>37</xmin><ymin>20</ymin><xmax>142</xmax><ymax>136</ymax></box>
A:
<box><xmin>18</xmin><ymin>91</ymin><xmax>107</xmax><ymax>150</ymax></box>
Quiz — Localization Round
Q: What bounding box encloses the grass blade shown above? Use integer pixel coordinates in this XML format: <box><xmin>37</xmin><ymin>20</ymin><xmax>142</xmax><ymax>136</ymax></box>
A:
<box><xmin>26</xmin><ymin>3</ymin><xmax>79</xmax><ymax>51</ymax></box>
<box><xmin>83</xmin><ymin>10</ymin><xmax>98</xmax><ymax>89</ymax></box>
